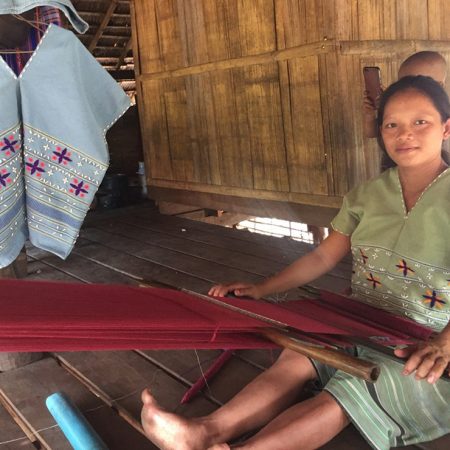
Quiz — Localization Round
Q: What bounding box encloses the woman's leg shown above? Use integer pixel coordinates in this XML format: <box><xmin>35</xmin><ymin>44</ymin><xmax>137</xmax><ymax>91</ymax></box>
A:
<box><xmin>141</xmin><ymin>349</ymin><xmax>318</xmax><ymax>450</ymax></box>
<box><xmin>234</xmin><ymin>391</ymin><xmax>349</xmax><ymax>450</ymax></box>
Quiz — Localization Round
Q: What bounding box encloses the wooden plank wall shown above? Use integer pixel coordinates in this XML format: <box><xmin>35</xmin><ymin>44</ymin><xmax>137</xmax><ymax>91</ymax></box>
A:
<box><xmin>131</xmin><ymin>0</ymin><xmax>450</xmax><ymax>222</ymax></box>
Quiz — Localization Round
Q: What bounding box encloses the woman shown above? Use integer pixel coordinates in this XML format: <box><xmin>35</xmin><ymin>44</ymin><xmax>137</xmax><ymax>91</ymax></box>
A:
<box><xmin>141</xmin><ymin>76</ymin><xmax>450</xmax><ymax>450</ymax></box>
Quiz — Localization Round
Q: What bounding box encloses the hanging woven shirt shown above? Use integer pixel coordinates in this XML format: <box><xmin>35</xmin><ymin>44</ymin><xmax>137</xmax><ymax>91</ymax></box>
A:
<box><xmin>0</xmin><ymin>1</ymin><xmax>131</xmax><ymax>267</ymax></box>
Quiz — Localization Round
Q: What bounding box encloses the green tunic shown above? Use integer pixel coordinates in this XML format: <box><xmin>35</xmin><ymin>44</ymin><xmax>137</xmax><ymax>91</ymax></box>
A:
<box><xmin>322</xmin><ymin>167</ymin><xmax>450</xmax><ymax>450</ymax></box>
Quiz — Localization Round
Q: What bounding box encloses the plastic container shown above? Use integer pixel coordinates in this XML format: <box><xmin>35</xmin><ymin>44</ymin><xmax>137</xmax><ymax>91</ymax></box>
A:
<box><xmin>46</xmin><ymin>392</ymin><xmax>108</xmax><ymax>450</ymax></box>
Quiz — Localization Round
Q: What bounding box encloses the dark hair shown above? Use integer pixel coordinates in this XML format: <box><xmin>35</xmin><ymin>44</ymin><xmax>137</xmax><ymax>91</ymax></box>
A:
<box><xmin>376</xmin><ymin>75</ymin><xmax>450</xmax><ymax>170</ymax></box>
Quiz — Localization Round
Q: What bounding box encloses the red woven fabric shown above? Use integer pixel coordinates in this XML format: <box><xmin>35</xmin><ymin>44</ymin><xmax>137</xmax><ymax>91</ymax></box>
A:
<box><xmin>0</xmin><ymin>279</ymin><xmax>272</xmax><ymax>351</ymax></box>
<box><xmin>0</xmin><ymin>279</ymin><xmax>432</xmax><ymax>351</ymax></box>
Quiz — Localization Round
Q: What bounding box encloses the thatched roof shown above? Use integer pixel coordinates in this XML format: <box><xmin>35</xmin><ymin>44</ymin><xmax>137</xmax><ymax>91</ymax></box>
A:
<box><xmin>70</xmin><ymin>1</ymin><xmax>135</xmax><ymax>96</ymax></box>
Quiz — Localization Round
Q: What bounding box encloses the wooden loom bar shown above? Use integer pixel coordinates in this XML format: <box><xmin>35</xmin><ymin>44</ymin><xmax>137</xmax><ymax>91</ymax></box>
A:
<box><xmin>261</xmin><ymin>329</ymin><xmax>379</xmax><ymax>383</ymax></box>
<box><xmin>139</xmin><ymin>283</ymin><xmax>381</xmax><ymax>382</ymax></box>
<box><xmin>185</xmin><ymin>290</ymin><xmax>449</xmax><ymax>383</ymax></box>
<box><xmin>183</xmin><ymin>289</ymin><xmax>381</xmax><ymax>383</ymax></box>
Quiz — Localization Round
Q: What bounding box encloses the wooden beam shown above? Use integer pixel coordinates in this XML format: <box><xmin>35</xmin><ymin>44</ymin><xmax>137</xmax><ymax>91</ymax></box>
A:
<box><xmin>96</xmin><ymin>57</ymin><xmax>121</xmax><ymax>63</ymax></box>
<box><xmin>79</xmin><ymin>11</ymin><xmax>130</xmax><ymax>20</ymax></box>
<box><xmin>340</xmin><ymin>39</ymin><xmax>450</xmax><ymax>55</ymax></box>
<box><xmin>137</xmin><ymin>37</ymin><xmax>450</xmax><ymax>81</ymax></box>
<box><xmin>115</xmin><ymin>37</ymin><xmax>133</xmax><ymax>69</ymax></box>
<box><xmin>139</xmin><ymin>39</ymin><xmax>336</xmax><ymax>81</ymax></box>
<box><xmin>100</xmin><ymin>25</ymin><xmax>132</xmax><ymax>32</ymax></box>
<box><xmin>92</xmin><ymin>45</ymin><xmax>124</xmax><ymax>51</ymax></box>
<box><xmin>88</xmin><ymin>0</ymin><xmax>119</xmax><ymax>52</ymax></box>
<box><xmin>80</xmin><ymin>33</ymin><xmax>130</xmax><ymax>41</ymax></box>
<box><xmin>107</xmin><ymin>68</ymin><xmax>135</xmax><ymax>79</ymax></box>
<box><xmin>148</xmin><ymin>186</ymin><xmax>340</xmax><ymax>228</ymax></box>
<box><xmin>148</xmin><ymin>180</ymin><xmax>341</xmax><ymax>208</ymax></box>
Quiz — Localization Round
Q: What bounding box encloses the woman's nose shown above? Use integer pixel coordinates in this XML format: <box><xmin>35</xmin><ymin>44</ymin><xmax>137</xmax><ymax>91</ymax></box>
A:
<box><xmin>396</xmin><ymin>125</ymin><xmax>413</xmax><ymax>140</ymax></box>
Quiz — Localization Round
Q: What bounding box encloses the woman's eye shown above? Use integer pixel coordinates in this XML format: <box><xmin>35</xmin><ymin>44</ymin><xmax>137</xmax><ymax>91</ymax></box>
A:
<box><xmin>384</xmin><ymin>123</ymin><xmax>396</xmax><ymax>129</ymax></box>
<box><xmin>415</xmin><ymin>119</ymin><xmax>427</xmax><ymax>125</ymax></box>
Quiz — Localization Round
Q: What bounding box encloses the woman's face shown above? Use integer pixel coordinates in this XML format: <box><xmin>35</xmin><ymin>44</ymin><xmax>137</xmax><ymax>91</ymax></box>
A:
<box><xmin>380</xmin><ymin>89</ymin><xmax>450</xmax><ymax>169</ymax></box>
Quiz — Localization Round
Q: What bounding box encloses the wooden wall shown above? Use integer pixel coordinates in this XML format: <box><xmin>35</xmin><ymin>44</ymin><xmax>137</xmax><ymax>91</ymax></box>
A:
<box><xmin>131</xmin><ymin>0</ymin><xmax>450</xmax><ymax>226</ymax></box>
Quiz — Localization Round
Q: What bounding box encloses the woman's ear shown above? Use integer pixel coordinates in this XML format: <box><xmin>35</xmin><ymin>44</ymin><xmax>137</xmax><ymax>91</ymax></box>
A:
<box><xmin>443</xmin><ymin>118</ymin><xmax>450</xmax><ymax>141</ymax></box>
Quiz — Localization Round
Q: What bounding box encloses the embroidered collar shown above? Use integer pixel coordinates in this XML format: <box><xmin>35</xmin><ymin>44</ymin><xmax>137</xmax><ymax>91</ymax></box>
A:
<box><xmin>394</xmin><ymin>166</ymin><xmax>450</xmax><ymax>218</ymax></box>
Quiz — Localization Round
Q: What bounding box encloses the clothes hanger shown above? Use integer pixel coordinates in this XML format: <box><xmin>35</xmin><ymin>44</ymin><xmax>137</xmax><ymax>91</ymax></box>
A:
<box><xmin>11</xmin><ymin>14</ymin><xmax>48</xmax><ymax>33</ymax></box>
<box><xmin>0</xmin><ymin>12</ymin><xmax>48</xmax><ymax>54</ymax></box>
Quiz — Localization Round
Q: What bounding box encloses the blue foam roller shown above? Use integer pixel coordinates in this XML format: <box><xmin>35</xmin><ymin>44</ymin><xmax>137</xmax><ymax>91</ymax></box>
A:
<box><xmin>46</xmin><ymin>392</ymin><xmax>108</xmax><ymax>450</ymax></box>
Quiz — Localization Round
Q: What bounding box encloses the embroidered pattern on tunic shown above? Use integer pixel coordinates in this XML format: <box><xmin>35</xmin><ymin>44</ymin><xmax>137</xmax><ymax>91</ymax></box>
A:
<box><xmin>366</xmin><ymin>273</ymin><xmax>382</xmax><ymax>289</ymax></box>
<box><xmin>0</xmin><ymin>126</ymin><xmax>27</xmax><ymax>255</ymax></box>
<box><xmin>23</xmin><ymin>124</ymin><xmax>108</xmax><ymax>252</ymax></box>
<box><xmin>396</xmin><ymin>259</ymin><xmax>415</xmax><ymax>277</ymax></box>
<box><xmin>351</xmin><ymin>245</ymin><xmax>450</xmax><ymax>330</ymax></box>
<box><xmin>422</xmin><ymin>290</ymin><xmax>446</xmax><ymax>309</ymax></box>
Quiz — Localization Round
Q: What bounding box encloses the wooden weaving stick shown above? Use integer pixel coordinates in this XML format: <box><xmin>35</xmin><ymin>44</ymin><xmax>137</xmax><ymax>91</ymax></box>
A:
<box><xmin>136</xmin><ymin>283</ymin><xmax>448</xmax><ymax>383</ymax></box>
<box><xmin>137</xmin><ymin>282</ymin><xmax>380</xmax><ymax>382</ymax></box>
<box><xmin>182</xmin><ymin>289</ymin><xmax>381</xmax><ymax>383</ymax></box>
<box><xmin>260</xmin><ymin>328</ymin><xmax>380</xmax><ymax>382</ymax></box>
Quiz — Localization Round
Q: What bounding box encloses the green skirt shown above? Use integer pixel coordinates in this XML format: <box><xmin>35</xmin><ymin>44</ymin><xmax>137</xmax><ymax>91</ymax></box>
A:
<box><xmin>313</xmin><ymin>347</ymin><xmax>450</xmax><ymax>450</ymax></box>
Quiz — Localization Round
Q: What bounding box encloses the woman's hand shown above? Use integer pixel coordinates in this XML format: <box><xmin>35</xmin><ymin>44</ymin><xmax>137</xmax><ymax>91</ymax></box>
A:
<box><xmin>208</xmin><ymin>283</ymin><xmax>263</xmax><ymax>299</ymax></box>
<box><xmin>394</xmin><ymin>332</ymin><xmax>450</xmax><ymax>384</ymax></box>
<box><xmin>363</xmin><ymin>90</ymin><xmax>377</xmax><ymax>116</ymax></box>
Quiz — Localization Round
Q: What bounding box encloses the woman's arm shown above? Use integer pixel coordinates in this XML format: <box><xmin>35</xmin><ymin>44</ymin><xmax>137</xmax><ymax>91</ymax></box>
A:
<box><xmin>208</xmin><ymin>231</ymin><xmax>351</xmax><ymax>298</ymax></box>
<box><xmin>362</xmin><ymin>91</ymin><xmax>378</xmax><ymax>138</ymax></box>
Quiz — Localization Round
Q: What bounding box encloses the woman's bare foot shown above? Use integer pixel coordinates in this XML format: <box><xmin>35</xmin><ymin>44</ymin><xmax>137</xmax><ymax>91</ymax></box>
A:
<box><xmin>141</xmin><ymin>388</ymin><xmax>230</xmax><ymax>450</ymax></box>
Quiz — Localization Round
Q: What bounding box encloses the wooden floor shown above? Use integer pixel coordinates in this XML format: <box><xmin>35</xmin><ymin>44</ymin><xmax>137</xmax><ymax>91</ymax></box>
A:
<box><xmin>0</xmin><ymin>203</ymin><xmax>447</xmax><ymax>449</ymax></box>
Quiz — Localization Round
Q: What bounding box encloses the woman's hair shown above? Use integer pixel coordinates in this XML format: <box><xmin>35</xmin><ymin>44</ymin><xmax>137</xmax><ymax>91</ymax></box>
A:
<box><xmin>376</xmin><ymin>75</ymin><xmax>450</xmax><ymax>169</ymax></box>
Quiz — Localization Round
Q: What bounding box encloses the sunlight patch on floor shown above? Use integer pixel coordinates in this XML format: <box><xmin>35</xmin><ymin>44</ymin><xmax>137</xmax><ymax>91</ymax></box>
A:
<box><xmin>236</xmin><ymin>217</ymin><xmax>322</xmax><ymax>244</ymax></box>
